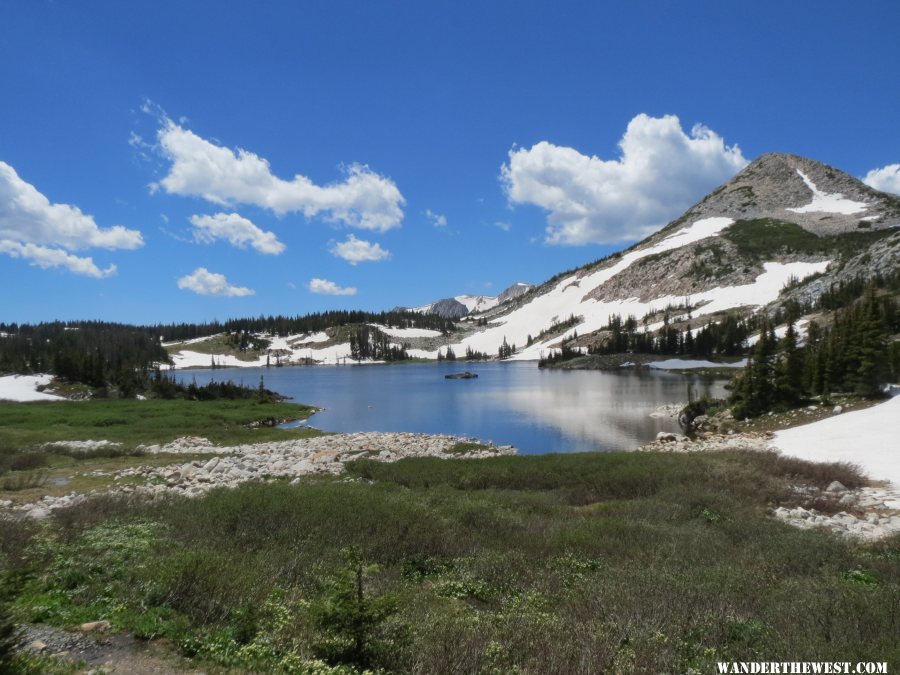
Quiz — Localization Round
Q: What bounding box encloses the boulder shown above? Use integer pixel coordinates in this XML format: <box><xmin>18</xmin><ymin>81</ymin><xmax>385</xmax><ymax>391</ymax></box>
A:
<box><xmin>825</xmin><ymin>480</ymin><xmax>847</xmax><ymax>493</ymax></box>
<box><xmin>80</xmin><ymin>620</ymin><xmax>112</xmax><ymax>632</ymax></box>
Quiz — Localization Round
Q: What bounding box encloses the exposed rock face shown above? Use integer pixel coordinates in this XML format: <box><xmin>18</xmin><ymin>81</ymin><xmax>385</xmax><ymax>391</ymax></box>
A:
<box><xmin>429</xmin><ymin>298</ymin><xmax>469</xmax><ymax>319</ymax></box>
<box><xmin>777</xmin><ymin>229</ymin><xmax>900</xmax><ymax>310</ymax></box>
<box><xmin>667</xmin><ymin>152</ymin><xmax>900</xmax><ymax>237</ymax></box>
<box><xmin>397</xmin><ymin>282</ymin><xmax>534</xmax><ymax>319</ymax></box>
<box><xmin>496</xmin><ymin>282</ymin><xmax>533</xmax><ymax>305</ymax></box>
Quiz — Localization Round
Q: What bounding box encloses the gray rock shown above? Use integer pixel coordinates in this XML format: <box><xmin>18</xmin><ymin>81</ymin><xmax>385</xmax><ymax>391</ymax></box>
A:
<box><xmin>826</xmin><ymin>480</ymin><xmax>847</xmax><ymax>493</ymax></box>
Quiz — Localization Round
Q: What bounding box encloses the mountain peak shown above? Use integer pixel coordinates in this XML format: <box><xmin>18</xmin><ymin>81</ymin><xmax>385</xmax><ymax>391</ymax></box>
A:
<box><xmin>678</xmin><ymin>152</ymin><xmax>900</xmax><ymax>236</ymax></box>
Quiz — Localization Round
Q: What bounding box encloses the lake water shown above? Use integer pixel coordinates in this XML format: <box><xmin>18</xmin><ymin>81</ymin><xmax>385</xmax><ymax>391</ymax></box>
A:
<box><xmin>173</xmin><ymin>362</ymin><xmax>729</xmax><ymax>454</ymax></box>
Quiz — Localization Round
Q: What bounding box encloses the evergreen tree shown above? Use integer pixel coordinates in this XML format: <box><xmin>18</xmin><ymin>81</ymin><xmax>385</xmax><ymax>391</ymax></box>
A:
<box><xmin>848</xmin><ymin>289</ymin><xmax>890</xmax><ymax>396</ymax></box>
<box><xmin>774</xmin><ymin>323</ymin><xmax>804</xmax><ymax>406</ymax></box>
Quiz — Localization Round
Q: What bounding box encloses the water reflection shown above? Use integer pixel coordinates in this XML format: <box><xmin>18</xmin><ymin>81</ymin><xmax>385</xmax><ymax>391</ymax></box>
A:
<box><xmin>173</xmin><ymin>362</ymin><xmax>729</xmax><ymax>454</ymax></box>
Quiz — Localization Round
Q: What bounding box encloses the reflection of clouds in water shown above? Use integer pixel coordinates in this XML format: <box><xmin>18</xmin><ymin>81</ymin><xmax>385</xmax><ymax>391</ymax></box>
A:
<box><xmin>480</xmin><ymin>371</ymin><xmax>727</xmax><ymax>452</ymax></box>
<box><xmin>176</xmin><ymin>363</ymin><xmax>729</xmax><ymax>453</ymax></box>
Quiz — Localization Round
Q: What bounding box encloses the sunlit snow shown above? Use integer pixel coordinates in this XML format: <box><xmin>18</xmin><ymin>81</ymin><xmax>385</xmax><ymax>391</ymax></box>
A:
<box><xmin>786</xmin><ymin>170</ymin><xmax>869</xmax><ymax>215</ymax></box>
<box><xmin>369</xmin><ymin>324</ymin><xmax>443</xmax><ymax>339</ymax></box>
<box><xmin>0</xmin><ymin>374</ymin><xmax>65</xmax><ymax>402</ymax></box>
<box><xmin>770</xmin><ymin>395</ymin><xmax>900</xmax><ymax>485</ymax></box>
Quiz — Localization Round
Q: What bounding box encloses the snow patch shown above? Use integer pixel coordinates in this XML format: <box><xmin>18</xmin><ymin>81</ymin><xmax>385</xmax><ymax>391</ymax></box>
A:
<box><xmin>293</xmin><ymin>331</ymin><xmax>330</xmax><ymax>344</ymax></box>
<box><xmin>369</xmin><ymin>324</ymin><xmax>443</xmax><ymax>339</ymax></box>
<box><xmin>747</xmin><ymin>319</ymin><xmax>810</xmax><ymax>347</ymax></box>
<box><xmin>786</xmin><ymin>170</ymin><xmax>869</xmax><ymax>215</ymax></box>
<box><xmin>455</xmin><ymin>295</ymin><xmax>500</xmax><ymax>314</ymax></box>
<box><xmin>770</xmin><ymin>395</ymin><xmax>900</xmax><ymax>485</ymax></box>
<box><xmin>161</xmin><ymin>333</ymin><xmax>224</xmax><ymax>347</ymax></box>
<box><xmin>647</xmin><ymin>358</ymin><xmax>747</xmax><ymax>370</ymax></box>
<box><xmin>0</xmin><ymin>374</ymin><xmax>66</xmax><ymax>402</ymax></box>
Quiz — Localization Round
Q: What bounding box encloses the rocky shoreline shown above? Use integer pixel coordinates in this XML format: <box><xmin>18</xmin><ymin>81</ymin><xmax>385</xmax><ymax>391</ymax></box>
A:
<box><xmin>4</xmin><ymin>420</ymin><xmax>898</xmax><ymax>543</ymax></box>
<box><xmin>1</xmin><ymin>432</ymin><xmax>516</xmax><ymax>520</ymax></box>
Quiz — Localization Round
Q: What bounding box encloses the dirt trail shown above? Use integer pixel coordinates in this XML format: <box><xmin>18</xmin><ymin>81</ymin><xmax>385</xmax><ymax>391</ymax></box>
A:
<box><xmin>22</xmin><ymin>624</ymin><xmax>206</xmax><ymax>674</ymax></box>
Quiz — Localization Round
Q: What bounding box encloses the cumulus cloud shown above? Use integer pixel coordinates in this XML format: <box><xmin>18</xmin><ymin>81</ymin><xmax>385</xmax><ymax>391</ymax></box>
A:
<box><xmin>308</xmin><ymin>278</ymin><xmax>357</xmax><ymax>296</ymax></box>
<box><xmin>328</xmin><ymin>234</ymin><xmax>390</xmax><ymax>265</ymax></box>
<box><xmin>0</xmin><ymin>241</ymin><xmax>116</xmax><ymax>278</ymax></box>
<box><xmin>153</xmin><ymin>119</ymin><xmax>405</xmax><ymax>231</ymax></box>
<box><xmin>177</xmin><ymin>267</ymin><xmax>254</xmax><ymax>297</ymax></box>
<box><xmin>0</xmin><ymin>160</ymin><xmax>143</xmax><ymax>276</ymax></box>
<box><xmin>862</xmin><ymin>164</ymin><xmax>900</xmax><ymax>195</ymax></box>
<box><xmin>189</xmin><ymin>212</ymin><xmax>285</xmax><ymax>255</ymax></box>
<box><xmin>425</xmin><ymin>209</ymin><xmax>447</xmax><ymax>227</ymax></box>
<box><xmin>500</xmin><ymin>114</ymin><xmax>748</xmax><ymax>245</ymax></box>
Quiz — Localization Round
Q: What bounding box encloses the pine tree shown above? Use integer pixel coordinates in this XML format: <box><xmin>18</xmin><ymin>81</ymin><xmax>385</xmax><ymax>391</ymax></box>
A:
<box><xmin>848</xmin><ymin>289</ymin><xmax>890</xmax><ymax>396</ymax></box>
<box><xmin>774</xmin><ymin>323</ymin><xmax>804</xmax><ymax>407</ymax></box>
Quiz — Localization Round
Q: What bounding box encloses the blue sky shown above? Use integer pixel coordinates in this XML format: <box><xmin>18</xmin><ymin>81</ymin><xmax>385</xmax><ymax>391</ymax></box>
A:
<box><xmin>1</xmin><ymin>0</ymin><xmax>898</xmax><ymax>324</ymax></box>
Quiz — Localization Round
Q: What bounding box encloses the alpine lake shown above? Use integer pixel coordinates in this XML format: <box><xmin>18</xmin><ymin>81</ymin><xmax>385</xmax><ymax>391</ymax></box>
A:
<box><xmin>174</xmin><ymin>361</ymin><xmax>730</xmax><ymax>454</ymax></box>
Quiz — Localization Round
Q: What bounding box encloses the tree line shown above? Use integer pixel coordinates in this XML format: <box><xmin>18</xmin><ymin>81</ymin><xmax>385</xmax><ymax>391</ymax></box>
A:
<box><xmin>348</xmin><ymin>326</ymin><xmax>409</xmax><ymax>362</ymax></box>
<box><xmin>0</xmin><ymin>321</ymin><xmax>168</xmax><ymax>397</ymax></box>
<box><xmin>730</xmin><ymin>287</ymin><xmax>899</xmax><ymax>418</ymax></box>
<box><xmin>150</xmin><ymin>309</ymin><xmax>454</xmax><ymax>342</ymax></box>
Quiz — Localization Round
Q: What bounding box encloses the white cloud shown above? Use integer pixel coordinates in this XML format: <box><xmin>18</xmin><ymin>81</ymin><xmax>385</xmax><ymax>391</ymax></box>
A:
<box><xmin>425</xmin><ymin>209</ymin><xmax>447</xmax><ymax>227</ymax></box>
<box><xmin>177</xmin><ymin>267</ymin><xmax>254</xmax><ymax>297</ymax></box>
<box><xmin>308</xmin><ymin>278</ymin><xmax>357</xmax><ymax>296</ymax></box>
<box><xmin>500</xmin><ymin>114</ymin><xmax>748</xmax><ymax>245</ymax></box>
<box><xmin>154</xmin><ymin>119</ymin><xmax>405</xmax><ymax>231</ymax></box>
<box><xmin>0</xmin><ymin>240</ymin><xmax>116</xmax><ymax>278</ymax></box>
<box><xmin>328</xmin><ymin>234</ymin><xmax>390</xmax><ymax>265</ymax></box>
<box><xmin>189</xmin><ymin>212</ymin><xmax>285</xmax><ymax>255</ymax></box>
<box><xmin>0</xmin><ymin>160</ymin><xmax>142</xmax><ymax>276</ymax></box>
<box><xmin>862</xmin><ymin>164</ymin><xmax>900</xmax><ymax>195</ymax></box>
<box><xmin>495</xmin><ymin>221</ymin><xmax>511</xmax><ymax>231</ymax></box>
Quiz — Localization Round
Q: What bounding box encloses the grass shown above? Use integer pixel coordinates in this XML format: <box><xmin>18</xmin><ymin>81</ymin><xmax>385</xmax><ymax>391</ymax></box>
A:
<box><xmin>722</xmin><ymin>219</ymin><xmax>894</xmax><ymax>260</ymax></box>
<box><xmin>164</xmin><ymin>334</ymin><xmax>264</xmax><ymax>362</ymax></box>
<box><xmin>0</xmin><ymin>399</ymin><xmax>319</xmax><ymax>455</ymax></box>
<box><xmin>3</xmin><ymin>450</ymin><xmax>898</xmax><ymax>673</ymax></box>
<box><xmin>0</xmin><ymin>398</ymin><xmax>323</xmax><ymax>505</ymax></box>
<box><xmin>0</xmin><ymin>452</ymin><xmax>220</xmax><ymax>505</ymax></box>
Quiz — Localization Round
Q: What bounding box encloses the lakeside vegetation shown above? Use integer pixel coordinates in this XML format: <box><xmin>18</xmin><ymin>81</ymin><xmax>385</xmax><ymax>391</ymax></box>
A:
<box><xmin>0</xmin><ymin>309</ymin><xmax>453</xmax><ymax>396</ymax></box>
<box><xmin>0</xmin><ymin>398</ymin><xmax>318</xmax><ymax>458</ymax></box>
<box><xmin>1</xmin><ymin>451</ymin><xmax>898</xmax><ymax>673</ymax></box>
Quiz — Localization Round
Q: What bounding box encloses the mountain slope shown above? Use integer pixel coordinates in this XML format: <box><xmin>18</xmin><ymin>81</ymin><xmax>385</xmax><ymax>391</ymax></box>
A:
<box><xmin>158</xmin><ymin>153</ymin><xmax>898</xmax><ymax>367</ymax></box>
<box><xmin>437</xmin><ymin>153</ymin><xmax>899</xmax><ymax>360</ymax></box>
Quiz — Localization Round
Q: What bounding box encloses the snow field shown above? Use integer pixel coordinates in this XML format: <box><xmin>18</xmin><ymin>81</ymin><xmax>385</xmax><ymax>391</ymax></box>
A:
<box><xmin>770</xmin><ymin>395</ymin><xmax>900</xmax><ymax>485</ymax></box>
<box><xmin>0</xmin><ymin>374</ymin><xmax>66</xmax><ymax>402</ymax></box>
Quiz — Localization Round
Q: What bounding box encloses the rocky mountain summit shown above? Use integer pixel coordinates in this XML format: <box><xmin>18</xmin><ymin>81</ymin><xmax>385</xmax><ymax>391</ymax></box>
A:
<box><xmin>674</xmin><ymin>152</ymin><xmax>900</xmax><ymax>236</ymax></box>
<box><xmin>395</xmin><ymin>282</ymin><xmax>534</xmax><ymax>319</ymax></box>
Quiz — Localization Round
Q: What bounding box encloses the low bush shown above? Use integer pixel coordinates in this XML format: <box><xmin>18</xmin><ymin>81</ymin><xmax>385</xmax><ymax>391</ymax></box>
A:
<box><xmin>3</xmin><ymin>450</ymin><xmax>897</xmax><ymax>673</ymax></box>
